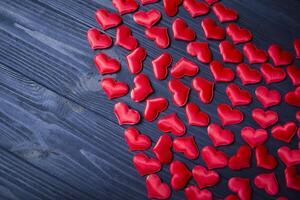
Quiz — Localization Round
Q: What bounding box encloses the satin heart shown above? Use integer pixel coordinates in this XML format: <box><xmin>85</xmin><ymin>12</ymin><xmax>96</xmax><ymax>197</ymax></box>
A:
<box><xmin>285</xmin><ymin>86</ymin><xmax>300</xmax><ymax>107</ymax></box>
<box><xmin>192</xmin><ymin>165</ymin><xmax>220</xmax><ymax>189</ymax></box>
<box><xmin>144</xmin><ymin>97</ymin><xmax>168</xmax><ymax>121</ymax></box>
<box><xmin>285</xmin><ymin>166</ymin><xmax>300</xmax><ymax>191</ymax></box>
<box><xmin>152</xmin><ymin>134</ymin><xmax>173</xmax><ymax>164</ymax></box>
<box><xmin>201</xmin><ymin>17</ymin><xmax>225</xmax><ymax>40</ymax></box>
<box><xmin>260</xmin><ymin>63</ymin><xmax>286</xmax><ymax>84</ymax></box>
<box><xmin>140</xmin><ymin>0</ymin><xmax>159</xmax><ymax>5</ymax></box>
<box><xmin>112</xmin><ymin>0</ymin><xmax>139</xmax><ymax>15</ymax></box>
<box><xmin>172</xmin><ymin>18</ymin><xmax>196</xmax><ymax>41</ymax></box>
<box><xmin>94</xmin><ymin>53</ymin><xmax>120</xmax><ymax>74</ymax></box>
<box><xmin>236</xmin><ymin>63</ymin><xmax>262</xmax><ymax>85</ymax></box>
<box><xmin>251</xmin><ymin>108</ymin><xmax>278</xmax><ymax>129</ymax></box>
<box><xmin>146</xmin><ymin>174</ymin><xmax>171</xmax><ymax>199</ymax></box>
<box><xmin>271</xmin><ymin>122</ymin><xmax>297</xmax><ymax>143</ymax></box>
<box><xmin>133</xmin><ymin>9</ymin><xmax>161</xmax><ymax>28</ymax></box>
<box><xmin>183</xmin><ymin>0</ymin><xmax>209</xmax><ymax>18</ymax></box>
<box><xmin>228</xmin><ymin>177</ymin><xmax>252</xmax><ymax>200</ymax></box>
<box><xmin>151</xmin><ymin>52</ymin><xmax>172</xmax><ymax>80</ymax></box>
<box><xmin>294</xmin><ymin>38</ymin><xmax>300</xmax><ymax>59</ymax></box>
<box><xmin>114</xmin><ymin>102</ymin><xmax>140</xmax><ymax>125</ymax></box>
<box><xmin>170</xmin><ymin>160</ymin><xmax>192</xmax><ymax>190</ymax></box>
<box><xmin>101</xmin><ymin>77</ymin><xmax>129</xmax><ymax>99</ymax></box>
<box><xmin>95</xmin><ymin>9</ymin><xmax>122</xmax><ymax>30</ymax></box>
<box><xmin>168</xmin><ymin>79</ymin><xmax>190</xmax><ymax>107</ymax></box>
<box><xmin>185</xmin><ymin>186</ymin><xmax>213</xmax><ymax>200</ymax></box>
<box><xmin>207</xmin><ymin>123</ymin><xmax>234</xmax><ymax>147</ymax></box>
<box><xmin>133</xmin><ymin>153</ymin><xmax>161</xmax><ymax>176</ymax></box>
<box><xmin>278</xmin><ymin>146</ymin><xmax>300</xmax><ymax>167</ymax></box>
<box><xmin>124</xmin><ymin>127</ymin><xmax>151</xmax><ymax>151</ymax></box>
<box><xmin>126</xmin><ymin>47</ymin><xmax>146</xmax><ymax>74</ymax></box>
<box><xmin>255</xmin><ymin>86</ymin><xmax>281</xmax><ymax>108</ymax></box>
<box><xmin>204</xmin><ymin>0</ymin><xmax>219</xmax><ymax>5</ymax></box>
<box><xmin>145</xmin><ymin>26</ymin><xmax>170</xmax><ymax>49</ymax></box>
<box><xmin>171</xmin><ymin>57</ymin><xmax>199</xmax><ymax>78</ymax></box>
<box><xmin>243</xmin><ymin>43</ymin><xmax>268</xmax><ymax>64</ymax></box>
<box><xmin>241</xmin><ymin>127</ymin><xmax>268</xmax><ymax>148</ymax></box>
<box><xmin>186</xmin><ymin>42</ymin><xmax>212</xmax><ymax>63</ymax></box>
<box><xmin>157</xmin><ymin>113</ymin><xmax>186</xmax><ymax>136</ymax></box>
<box><xmin>287</xmin><ymin>65</ymin><xmax>300</xmax><ymax>86</ymax></box>
<box><xmin>254</xmin><ymin>172</ymin><xmax>279</xmax><ymax>196</ymax></box>
<box><xmin>226</xmin><ymin>83</ymin><xmax>252</xmax><ymax>106</ymax></box>
<box><xmin>219</xmin><ymin>41</ymin><xmax>243</xmax><ymax>63</ymax></box>
<box><xmin>268</xmin><ymin>44</ymin><xmax>293</xmax><ymax>66</ymax></box>
<box><xmin>217</xmin><ymin>103</ymin><xmax>244</xmax><ymax>126</ymax></box>
<box><xmin>228</xmin><ymin>145</ymin><xmax>251</xmax><ymax>170</ymax></box>
<box><xmin>115</xmin><ymin>25</ymin><xmax>138</xmax><ymax>50</ymax></box>
<box><xmin>131</xmin><ymin>73</ymin><xmax>153</xmax><ymax>102</ymax></box>
<box><xmin>173</xmin><ymin>136</ymin><xmax>199</xmax><ymax>160</ymax></box>
<box><xmin>226</xmin><ymin>24</ymin><xmax>252</xmax><ymax>44</ymax></box>
<box><xmin>255</xmin><ymin>145</ymin><xmax>277</xmax><ymax>170</ymax></box>
<box><xmin>185</xmin><ymin>102</ymin><xmax>210</xmax><ymax>127</ymax></box>
<box><xmin>213</xmin><ymin>3</ymin><xmax>238</xmax><ymax>23</ymax></box>
<box><xmin>209</xmin><ymin>60</ymin><xmax>235</xmax><ymax>82</ymax></box>
<box><xmin>192</xmin><ymin>77</ymin><xmax>214</xmax><ymax>104</ymax></box>
<box><xmin>163</xmin><ymin>0</ymin><xmax>182</xmax><ymax>17</ymax></box>
<box><xmin>201</xmin><ymin>146</ymin><xmax>228</xmax><ymax>169</ymax></box>
<box><xmin>87</xmin><ymin>28</ymin><xmax>112</xmax><ymax>49</ymax></box>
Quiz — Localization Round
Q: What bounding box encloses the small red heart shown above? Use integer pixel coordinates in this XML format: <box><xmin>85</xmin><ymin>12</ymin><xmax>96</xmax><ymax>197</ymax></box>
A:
<box><xmin>144</xmin><ymin>97</ymin><xmax>168</xmax><ymax>121</ymax></box>
<box><xmin>172</xmin><ymin>18</ymin><xmax>196</xmax><ymax>41</ymax></box>
<box><xmin>146</xmin><ymin>174</ymin><xmax>171</xmax><ymax>199</ymax></box>
<box><xmin>173</xmin><ymin>136</ymin><xmax>199</xmax><ymax>160</ymax></box>
<box><xmin>133</xmin><ymin>9</ymin><xmax>161</xmax><ymax>28</ymax></box>
<box><xmin>152</xmin><ymin>134</ymin><xmax>173</xmax><ymax>164</ymax></box>
<box><xmin>243</xmin><ymin>43</ymin><xmax>268</xmax><ymax>64</ymax></box>
<box><xmin>201</xmin><ymin>18</ymin><xmax>225</xmax><ymax>40</ymax></box>
<box><xmin>228</xmin><ymin>145</ymin><xmax>251</xmax><ymax>170</ymax></box>
<box><xmin>255</xmin><ymin>86</ymin><xmax>281</xmax><ymax>108</ymax></box>
<box><xmin>168</xmin><ymin>79</ymin><xmax>190</xmax><ymax>107</ymax></box>
<box><xmin>95</xmin><ymin>9</ymin><xmax>122</xmax><ymax>30</ymax></box>
<box><xmin>133</xmin><ymin>153</ymin><xmax>161</xmax><ymax>176</ymax></box>
<box><xmin>187</xmin><ymin>42</ymin><xmax>212</xmax><ymax>63</ymax></box>
<box><xmin>157</xmin><ymin>113</ymin><xmax>186</xmax><ymax>136</ymax></box>
<box><xmin>287</xmin><ymin>65</ymin><xmax>300</xmax><ymax>86</ymax></box>
<box><xmin>236</xmin><ymin>63</ymin><xmax>262</xmax><ymax>85</ymax></box>
<box><xmin>151</xmin><ymin>52</ymin><xmax>172</xmax><ymax>80</ymax></box>
<box><xmin>285</xmin><ymin>86</ymin><xmax>300</xmax><ymax>107</ymax></box>
<box><xmin>126</xmin><ymin>47</ymin><xmax>147</xmax><ymax>74</ymax></box>
<box><xmin>207</xmin><ymin>123</ymin><xmax>234</xmax><ymax>147</ymax></box>
<box><xmin>212</xmin><ymin>3</ymin><xmax>238</xmax><ymax>23</ymax></box>
<box><xmin>228</xmin><ymin>177</ymin><xmax>252</xmax><ymax>200</ymax></box>
<box><xmin>124</xmin><ymin>127</ymin><xmax>151</xmax><ymax>151</ymax></box>
<box><xmin>170</xmin><ymin>160</ymin><xmax>192</xmax><ymax>190</ymax></box>
<box><xmin>145</xmin><ymin>26</ymin><xmax>170</xmax><ymax>49</ymax></box>
<box><xmin>268</xmin><ymin>44</ymin><xmax>293</xmax><ymax>66</ymax></box>
<box><xmin>255</xmin><ymin>145</ymin><xmax>277</xmax><ymax>170</ymax></box>
<box><xmin>251</xmin><ymin>108</ymin><xmax>278</xmax><ymax>129</ymax></box>
<box><xmin>271</xmin><ymin>122</ymin><xmax>297</xmax><ymax>143</ymax></box>
<box><xmin>101</xmin><ymin>77</ymin><xmax>129</xmax><ymax>99</ymax></box>
<box><xmin>278</xmin><ymin>146</ymin><xmax>300</xmax><ymax>167</ymax></box>
<box><xmin>201</xmin><ymin>146</ymin><xmax>228</xmax><ymax>169</ymax></box>
<box><xmin>204</xmin><ymin>0</ymin><xmax>219</xmax><ymax>5</ymax></box>
<box><xmin>163</xmin><ymin>0</ymin><xmax>182</xmax><ymax>17</ymax></box>
<box><xmin>226</xmin><ymin>83</ymin><xmax>252</xmax><ymax>106</ymax></box>
<box><xmin>226</xmin><ymin>24</ymin><xmax>252</xmax><ymax>44</ymax></box>
<box><xmin>254</xmin><ymin>172</ymin><xmax>279</xmax><ymax>196</ymax></box>
<box><xmin>183</xmin><ymin>0</ymin><xmax>209</xmax><ymax>18</ymax></box>
<box><xmin>241</xmin><ymin>127</ymin><xmax>268</xmax><ymax>148</ymax></box>
<box><xmin>192</xmin><ymin>77</ymin><xmax>214</xmax><ymax>104</ymax></box>
<box><xmin>131</xmin><ymin>73</ymin><xmax>153</xmax><ymax>102</ymax></box>
<box><xmin>114</xmin><ymin>102</ymin><xmax>140</xmax><ymax>125</ymax></box>
<box><xmin>140</xmin><ymin>0</ymin><xmax>159</xmax><ymax>5</ymax></box>
<box><xmin>209</xmin><ymin>60</ymin><xmax>235</xmax><ymax>82</ymax></box>
<box><xmin>260</xmin><ymin>63</ymin><xmax>286</xmax><ymax>84</ymax></box>
<box><xmin>185</xmin><ymin>186</ymin><xmax>213</xmax><ymax>200</ymax></box>
<box><xmin>112</xmin><ymin>0</ymin><xmax>139</xmax><ymax>15</ymax></box>
<box><xmin>192</xmin><ymin>165</ymin><xmax>220</xmax><ymax>189</ymax></box>
<box><xmin>219</xmin><ymin>41</ymin><xmax>243</xmax><ymax>63</ymax></box>
<box><xmin>94</xmin><ymin>53</ymin><xmax>120</xmax><ymax>75</ymax></box>
<box><xmin>87</xmin><ymin>28</ymin><xmax>112</xmax><ymax>49</ymax></box>
<box><xmin>285</xmin><ymin>166</ymin><xmax>300</xmax><ymax>191</ymax></box>
<box><xmin>217</xmin><ymin>103</ymin><xmax>244</xmax><ymax>126</ymax></box>
<box><xmin>171</xmin><ymin>57</ymin><xmax>199</xmax><ymax>78</ymax></box>
<box><xmin>294</xmin><ymin>38</ymin><xmax>300</xmax><ymax>59</ymax></box>
<box><xmin>185</xmin><ymin>102</ymin><xmax>210</xmax><ymax>127</ymax></box>
<box><xmin>115</xmin><ymin>25</ymin><xmax>138</xmax><ymax>50</ymax></box>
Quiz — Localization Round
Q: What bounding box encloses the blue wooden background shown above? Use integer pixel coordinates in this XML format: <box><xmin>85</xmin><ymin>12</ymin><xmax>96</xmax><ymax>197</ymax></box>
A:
<box><xmin>0</xmin><ymin>0</ymin><xmax>300</xmax><ymax>199</ymax></box>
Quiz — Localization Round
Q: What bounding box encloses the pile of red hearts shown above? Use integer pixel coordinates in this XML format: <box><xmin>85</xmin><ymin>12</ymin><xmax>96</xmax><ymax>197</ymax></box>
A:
<box><xmin>86</xmin><ymin>0</ymin><xmax>300</xmax><ymax>199</ymax></box>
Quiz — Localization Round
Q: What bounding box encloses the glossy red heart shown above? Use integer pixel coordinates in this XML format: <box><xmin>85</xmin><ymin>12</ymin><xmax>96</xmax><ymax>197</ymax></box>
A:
<box><xmin>192</xmin><ymin>77</ymin><xmax>214</xmax><ymax>104</ymax></box>
<box><xmin>133</xmin><ymin>9</ymin><xmax>161</xmax><ymax>28</ymax></box>
<box><xmin>271</xmin><ymin>122</ymin><xmax>297</xmax><ymax>143</ymax></box>
<box><xmin>278</xmin><ymin>146</ymin><xmax>300</xmax><ymax>167</ymax></box>
<box><xmin>294</xmin><ymin>38</ymin><xmax>300</xmax><ymax>59</ymax></box>
<box><xmin>285</xmin><ymin>166</ymin><xmax>300</xmax><ymax>191</ymax></box>
<box><xmin>226</xmin><ymin>24</ymin><xmax>252</xmax><ymax>44</ymax></box>
<box><xmin>183</xmin><ymin>0</ymin><xmax>209</xmax><ymax>18</ymax></box>
<box><xmin>201</xmin><ymin>17</ymin><xmax>225</xmax><ymax>40</ymax></box>
<box><xmin>255</xmin><ymin>145</ymin><xmax>277</xmax><ymax>170</ymax></box>
<box><xmin>170</xmin><ymin>160</ymin><xmax>192</xmax><ymax>190</ymax></box>
<box><xmin>131</xmin><ymin>73</ymin><xmax>153</xmax><ymax>102</ymax></box>
<box><xmin>226</xmin><ymin>83</ymin><xmax>252</xmax><ymax>106</ymax></box>
<box><xmin>115</xmin><ymin>25</ymin><xmax>138</xmax><ymax>50</ymax></box>
<box><xmin>87</xmin><ymin>28</ymin><xmax>112</xmax><ymax>49</ymax></box>
<box><xmin>95</xmin><ymin>9</ymin><xmax>122</xmax><ymax>30</ymax></box>
<box><xmin>255</xmin><ymin>86</ymin><xmax>281</xmax><ymax>108</ymax></box>
<box><xmin>285</xmin><ymin>86</ymin><xmax>300</xmax><ymax>107</ymax></box>
<box><xmin>145</xmin><ymin>26</ymin><xmax>170</xmax><ymax>49</ymax></box>
<box><xmin>171</xmin><ymin>57</ymin><xmax>199</xmax><ymax>78</ymax></box>
<box><xmin>287</xmin><ymin>65</ymin><xmax>300</xmax><ymax>86</ymax></box>
<box><xmin>241</xmin><ymin>127</ymin><xmax>268</xmax><ymax>148</ymax></box>
<box><xmin>163</xmin><ymin>0</ymin><xmax>182</xmax><ymax>17</ymax></box>
<box><xmin>101</xmin><ymin>77</ymin><xmax>129</xmax><ymax>99</ymax></box>
<box><xmin>185</xmin><ymin>102</ymin><xmax>210</xmax><ymax>127</ymax></box>
<box><xmin>151</xmin><ymin>52</ymin><xmax>172</xmax><ymax>80</ymax></box>
<box><xmin>268</xmin><ymin>44</ymin><xmax>293</xmax><ymax>66</ymax></box>
<box><xmin>172</xmin><ymin>18</ymin><xmax>196</xmax><ymax>41</ymax></box>
<box><xmin>219</xmin><ymin>41</ymin><xmax>243</xmax><ymax>63</ymax></box>
<box><xmin>185</xmin><ymin>186</ymin><xmax>213</xmax><ymax>200</ymax></box>
<box><xmin>146</xmin><ymin>174</ymin><xmax>171</xmax><ymax>199</ymax></box>
<box><xmin>112</xmin><ymin>0</ymin><xmax>139</xmax><ymax>15</ymax></box>
<box><xmin>251</xmin><ymin>108</ymin><xmax>278</xmax><ymax>129</ymax></box>
<box><xmin>94</xmin><ymin>53</ymin><xmax>120</xmax><ymax>74</ymax></box>
<box><xmin>217</xmin><ymin>103</ymin><xmax>244</xmax><ymax>126</ymax></box>
<box><xmin>228</xmin><ymin>177</ymin><xmax>252</xmax><ymax>200</ymax></box>
<box><xmin>144</xmin><ymin>97</ymin><xmax>168</xmax><ymax>121</ymax></box>
<box><xmin>228</xmin><ymin>145</ymin><xmax>251</xmax><ymax>170</ymax></box>
<box><xmin>168</xmin><ymin>79</ymin><xmax>190</xmax><ymax>107</ymax></box>
<box><xmin>260</xmin><ymin>63</ymin><xmax>286</xmax><ymax>84</ymax></box>
<box><xmin>254</xmin><ymin>172</ymin><xmax>279</xmax><ymax>196</ymax></box>
<box><xmin>243</xmin><ymin>43</ymin><xmax>268</xmax><ymax>64</ymax></box>
<box><xmin>126</xmin><ymin>47</ymin><xmax>146</xmax><ymax>74</ymax></box>
<box><xmin>207</xmin><ymin>123</ymin><xmax>234</xmax><ymax>147</ymax></box>
<box><xmin>192</xmin><ymin>165</ymin><xmax>220</xmax><ymax>189</ymax></box>
<box><xmin>152</xmin><ymin>134</ymin><xmax>173</xmax><ymax>164</ymax></box>
<box><xmin>213</xmin><ymin>3</ymin><xmax>238</xmax><ymax>23</ymax></box>
<box><xmin>201</xmin><ymin>146</ymin><xmax>228</xmax><ymax>169</ymax></box>
<box><xmin>133</xmin><ymin>153</ymin><xmax>161</xmax><ymax>176</ymax></box>
<box><xmin>114</xmin><ymin>102</ymin><xmax>140</xmax><ymax>125</ymax></box>
<box><xmin>173</xmin><ymin>136</ymin><xmax>199</xmax><ymax>160</ymax></box>
<box><xmin>236</xmin><ymin>63</ymin><xmax>262</xmax><ymax>85</ymax></box>
<box><xmin>209</xmin><ymin>60</ymin><xmax>235</xmax><ymax>82</ymax></box>
<box><xmin>187</xmin><ymin>42</ymin><xmax>212</xmax><ymax>63</ymax></box>
<box><xmin>124</xmin><ymin>127</ymin><xmax>151</xmax><ymax>151</ymax></box>
<box><xmin>140</xmin><ymin>0</ymin><xmax>159</xmax><ymax>5</ymax></box>
<box><xmin>157</xmin><ymin>113</ymin><xmax>186</xmax><ymax>136</ymax></box>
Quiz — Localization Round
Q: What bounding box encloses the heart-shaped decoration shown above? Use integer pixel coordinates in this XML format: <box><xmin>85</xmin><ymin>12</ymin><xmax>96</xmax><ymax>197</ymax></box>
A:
<box><xmin>131</xmin><ymin>73</ymin><xmax>153</xmax><ymax>102</ymax></box>
<box><xmin>278</xmin><ymin>146</ymin><xmax>300</xmax><ymax>167</ymax></box>
<box><xmin>241</xmin><ymin>126</ymin><xmax>268</xmax><ymax>148</ymax></box>
<box><xmin>170</xmin><ymin>160</ymin><xmax>192</xmax><ymax>190</ymax></box>
<box><xmin>126</xmin><ymin>47</ymin><xmax>147</xmax><ymax>74</ymax></box>
<box><xmin>207</xmin><ymin>123</ymin><xmax>234</xmax><ymax>146</ymax></box>
<box><xmin>192</xmin><ymin>77</ymin><xmax>214</xmax><ymax>104</ymax></box>
<box><xmin>201</xmin><ymin>17</ymin><xmax>225</xmax><ymax>40</ymax></box>
<box><xmin>260</xmin><ymin>63</ymin><xmax>286</xmax><ymax>84</ymax></box>
<box><xmin>287</xmin><ymin>65</ymin><xmax>300</xmax><ymax>86</ymax></box>
<box><xmin>173</xmin><ymin>136</ymin><xmax>199</xmax><ymax>160</ymax></box>
<box><xmin>145</xmin><ymin>26</ymin><xmax>170</xmax><ymax>48</ymax></box>
<box><xmin>185</xmin><ymin>102</ymin><xmax>210</xmax><ymax>127</ymax></box>
<box><xmin>168</xmin><ymin>79</ymin><xmax>190</xmax><ymax>107</ymax></box>
<box><xmin>201</xmin><ymin>146</ymin><xmax>228</xmax><ymax>169</ymax></box>
<box><xmin>285</xmin><ymin>166</ymin><xmax>300</xmax><ymax>191</ymax></box>
<box><xmin>271</xmin><ymin>122</ymin><xmax>297</xmax><ymax>143</ymax></box>
<box><xmin>209</xmin><ymin>60</ymin><xmax>235</xmax><ymax>82</ymax></box>
<box><xmin>152</xmin><ymin>134</ymin><xmax>173</xmax><ymax>164</ymax></box>
<box><xmin>268</xmin><ymin>44</ymin><xmax>293</xmax><ymax>66</ymax></box>
<box><xmin>157</xmin><ymin>113</ymin><xmax>186</xmax><ymax>136</ymax></box>
<box><xmin>217</xmin><ymin>103</ymin><xmax>244</xmax><ymax>126</ymax></box>
<box><xmin>226</xmin><ymin>24</ymin><xmax>252</xmax><ymax>44</ymax></box>
<box><xmin>228</xmin><ymin>177</ymin><xmax>252</xmax><ymax>200</ymax></box>
<box><xmin>87</xmin><ymin>28</ymin><xmax>112</xmax><ymax>49</ymax></box>
<box><xmin>146</xmin><ymin>174</ymin><xmax>171</xmax><ymax>199</ymax></box>
<box><xmin>112</xmin><ymin>0</ymin><xmax>139</xmax><ymax>15</ymax></box>
<box><xmin>187</xmin><ymin>42</ymin><xmax>212</xmax><ymax>63</ymax></box>
<box><xmin>219</xmin><ymin>41</ymin><xmax>243</xmax><ymax>63</ymax></box>
<box><xmin>192</xmin><ymin>165</ymin><xmax>220</xmax><ymax>189</ymax></box>
<box><xmin>114</xmin><ymin>102</ymin><xmax>140</xmax><ymax>125</ymax></box>
<box><xmin>255</xmin><ymin>145</ymin><xmax>277</xmax><ymax>170</ymax></box>
<box><xmin>151</xmin><ymin>52</ymin><xmax>172</xmax><ymax>80</ymax></box>
<box><xmin>183</xmin><ymin>0</ymin><xmax>210</xmax><ymax>18</ymax></box>
<box><xmin>185</xmin><ymin>186</ymin><xmax>213</xmax><ymax>200</ymax></box>
<box><xmin>133</xmin><ymin>9</ymin><xmax>161</xmax><ymax>28</ymax></box>
<box><xmin>285</xmin><ymin>86</ymin><xmax>300</xmax><ymax>107</ymax></box>
<box><xmin>172</xmin><ymin>18</ymin><xmax>196</xmax><ymax>41</ymax></box>
<box><xmin>94</xmin><ymin>53</ymin><xmax>121</xmax><ymax>74</ymax></box>
<box><xmin>133</xmin><ymin>153</ymin><xmax>161</xmax><ymax>176</ymax></box>
<box><xmin>124</xmin><ymin>127</ymin><xmax>151</xmax><ymax>151</ymax></box>
<box><xmin>101</xmin><ymin>77</ymin><xmax>129</xmax><ymax>99</ymax></box>
<box><xmin>228</xmin><ymin>145</ymin><xmax>251</xmax><ymax>170</ymax></box>
<box><xmin>212</xmin><ymin>3</ymin><xmax>239</xmax><ymax>23</ymax></box>
<box><xmin>144</xmin><ymin>97</ymin><xmax>168</xmax><ymax>121</ymax></box>
<box><xmin>236</xmin><ymin>63</ymin><xmax>262</xmax><ymax>85</ymax></box>
<box><xmin>115</xmin><ymin>25</ymin><xmax>138</xmax><ymax>50</ymax></box>
<box><xmin>254</xmin><ymin>172</ymin><xmax>279</xmax><ymax>196</ymax></box>
<box><xmin>243</xmin><ymin>43</ymin><xmax>268</xmax><ymax>64</ymax></box>
<box><xmin>95</xmin><ymin>9</ymin><xmax>122</xmax><ymax>30</ymax></box>
<box><xmin>251</xmin><ymin>108</ymin><xmax>278</xmax><ymax>128</ymax></box>
<box><xmin>226</xmin><ymin>83</ymin><xmax>252</xmax><ymax>106</ymax></box>
<box><xmin>163</xmin><ymin>0</ymin><xmax>182</xmax><ymax>17</ymax></box>
<box><xmin>171</xmin><ymin>57</ymin><xmax>199</xmax><ymax>78</ymax></box>
<box><xmin>255</xmin><ymin>86</ymin><xmax>281</xmax><ymax>108</ymax></box>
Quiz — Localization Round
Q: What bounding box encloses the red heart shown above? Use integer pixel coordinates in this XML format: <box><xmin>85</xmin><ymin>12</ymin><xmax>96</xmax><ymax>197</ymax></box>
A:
<box><xmin>201</xmin><ymin>18</ymin><xmax>225</xmax><ymax>40</ymax></box>
<box><xmin>171</xmin><ymin>57</ymin><xmax>199</xmax><ymax>78</ymax></box>
<box><xmin>112</xmin><ymin>0</ymin><xmax>139</xmax><ymax>15</ymax></box>
<box><xmin>297</xmin><ymin>111</ymin><xmax>300</xmax><ymax>122</ymax></box>
<box><xmin>94</xmin><ymin>53</ymin><xmax>120</xmax><ymax>74</ymax></box>
<box><xmin>115</xmin><ymin>25</ymin><xmax>138</xmax><ymax>50</ymax></box>
<box><xmin>278</xmin><ymin>146</ymin><xmax>300</xmax><ymax>167</ymax></box>
<box><xmin>192</xmin><ymin>165</ymin><xmax>220</xmax><ymax>189</ymax></box>
<box><xmin>207</xmin><ymin>123</ymin><xmax>234</xmax><ymax>147</ymax></box>
<box><xmin>144</xmin><ymin>97</ymin><xmax>168</xmax><ymax>121</ymax></box>
<box><xmin>114</xmin><ymin>102</ymin><xmax>140</xmax><ymax>125</ymax></box>
<box><xmin>126</xmin><ymin>47</ymin><xmax>147</xmax><ymax>74</ymax></box>
<box><xmin>183</xmin><ymin>0</ymin><xmax>209</xmax><ymax>18</ymax></box>
<box><xmin>168</xmin><ymin>79</ymin><xmax>190</xmax><ymax>107</ymax></box>
<box><xmin>260</xmin><ymin>63</ymin><xmax>286</xmax><ymax>84</ymax></box>
<box><xmin>101</xmin><ymin>77</ymin><xmax>129</xmax><ymax>99</ymax></box>
<box><xmin>173</xmin><ymin>136</ymin><xmax>199</xmax><ymax>160</ymax></box>
<box><xmin>133</xmin><ymin>9</ymin><xmax>161</xmax><ymax>28</ymax></box>
<box><xmin>201</xmin><ymin>146</ymin><xmax>228</xmax><ymax>169</ymax></box>
<box><xmin>226</xmin><ymin>83</ymin><xmax>252</xmax><ymax>106</ymax></box>
<box><xmin>236</xmin><ymin>63</ymin><xmax>262</xmax><ymax>85</ymax></box>
<box><xmin>140</xmin><ymin>0</ymin><xmax>159</xmax><ymax>5</ymax></box>
<box><xmin>95</xmin><ymin>9</ymin><xmax>122</xmax><ymax>30</ymax></box>
<box><xmin>170</xmin><ymin>160</ymin><xmax>192</xmax><ymax>190</ymax></box>
<box><xmin>255</xmin><ymin>86</ymin><xmax>281</xmax><ymax>108</ymax></box>
<box><xmin>131</xmin><ymin>73</ymin><xmax>153</xmax><ymax>102</ymax></box>
<box><xmin>152</xmin><ymin>134</ymin><xmax>173</xmax><ymax>164</ymax></box>
<box><xmin>228</xmin><ymin>145</ymin><xmax>251</xmax><ymax>170</ymax></box>
<box><xmin>87</xmin><ymin>28</ymin><xmax>112</xmax><ymax>49</ymax></box>
<box><xmin>185</xmin><ymin>186</ymin><xmax>213</xmax><ymax>200</ymax></box>
<box><xmin>285</xmin><ymin>166</ymin><xmax>300</xmax><ymax>191</ymax></box>
<box><xmin>151</xmin><ymin>52</ymin><xmax>172</xmax><ymax>80</ymax></box>
<box><xmin>204</xmin><ymin>0</ymin><xmax>219</xmax><ymax>5</ymax></box>
<box><xmin>212</xmin><ymin>3</ymin><xmax>238</xmax><ymax>23</ymax></box>
<box><xmin>209</xmin><ymin>60</ymin><xmax>235</xmax><ymax>82</ymax></box>
<box><xmin>145</xmin><ymin>26</ymin><xmax>170</xmax><ymax>49</ymax></box>
<box><xmin>192</xmin><ymin>77</ymin><xmax>214</xmax><ymax>104</ymax></box>
<box><xmin>146</xmin><ymin>174</ymin><xmax>171</xmax><ymax>199</ymax></box>
<box><xmin>133</xmin><ymin>153</ymin><xmax>161</xmax><ymax>176</ymax></box>
<box><xmin>124</xmin><ymin>127</ymin><xmax>151</xmax><ymax>151</ymax></box>
<box><xmin>228</xmin><ymin>177</ymin><xmax>252</xmax><ymax>200</ymax></box>
<box><xmin>287</xmin><ymin>65</ymin><xmax>300</xmax><ymax>86</ymax></box>
<box><xmin>157</xmin><ymin>113</ymin><xmax>186</xmax><ymax>136</ymax></box>
<box><xmin>294</xmin><ymin>38</ymin><xmax>300</xmax><ymax>59</ymax></box>
<box><xmin>268</xmin><ymin>44</ymin><xmax>293</xmax><ymax>66</ymax></box>
<box><xmin>219</xmin><ymin>41</ymin><xmax>243</xmax><ymax>63</ymax></box>
<box><xmin>217</xmin><ymin>103</ymin><xmax>244</xmax><ymax>126</ymax></box>
<box><xmin>251</xmin><ymin>108</ymin><xmax>278</xmax><ymax>129</ymax></box>
<box><xmin>172</xmin><ymin>18</ymin><xmax>196</xmax><ymax>41</ymax></box>
<box><xmin>186</xmin><ymin>42</ymin><xmax>212</xmax><ymax>63</ymax></box>
<box><xmin>226</xmin><ymin>24</ymin><xmax>252</xmax><ymax>44</ymax></box>
<box><xmin>271</xmin><ymin>122</ymin><xmax>297</xmax><ymax>143</ymax></box>
<box><xmin>241</xmin><ymin>127</ymin><xmax>268</xmax><ymax>148</ymax></box>
<box><xmin>254</xmin><ymin>172</ymin><xmax>279</xmax><ymax>196</ymax></box>
<box><xmin>163</xmin><ymin>0</ymin><xmax>182</xmax><ymax>17</ymax></box>
<box><xmin>243</xmin><ymin>43</ymin><xmax>268</xmax><ymax>64</ymax></box>
<box><xmin>255</xmin><ymin>145</ymin><xmax>277</xmax><ymax>170</ymax></box>
<box><xmin>285</xmin><ymin>86</ymin><xmax>300</xmax><ymax>107</ymax></box>
<box><xmin>185</xmin><ymin>102</ymin><xmax>210</xmax><ymax>127</ymax></box>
